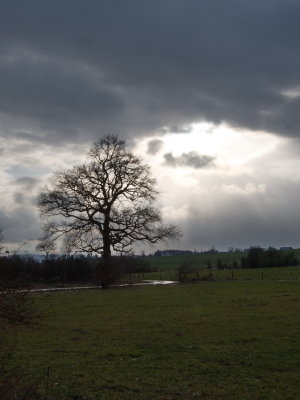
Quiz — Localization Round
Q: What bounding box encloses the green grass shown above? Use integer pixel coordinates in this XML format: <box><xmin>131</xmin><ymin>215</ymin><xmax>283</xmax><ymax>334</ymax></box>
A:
<box><xmin>144</xmin><ymin>248</ymin><xmax>300</xmax><ymax>270</ymax></box>
<box><xmin>9</xmin><ymin>280</ymin><xmax>300</xmax><ymax>399</ymax></box>
<box><xmin>141</xmin><ymin>265</ymin><xmax>300</xmax><ymax>282</ymax></box>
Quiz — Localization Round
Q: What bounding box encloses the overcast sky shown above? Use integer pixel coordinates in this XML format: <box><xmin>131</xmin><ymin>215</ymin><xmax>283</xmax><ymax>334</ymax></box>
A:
<box><xmin>1</xmin><ymin>0</ymin><xmax>300</xmax><ymax>253</ymax></box>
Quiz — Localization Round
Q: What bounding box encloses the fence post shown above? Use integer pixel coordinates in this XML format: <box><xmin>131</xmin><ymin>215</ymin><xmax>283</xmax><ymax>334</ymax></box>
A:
<box><xmin>231</xmin><ymin>270</ymin><xmax>234</xmax><ymax>280</ymax></box>
<box><xmin>45</xmin><ymin>366</ymin><xmax>50</xmax><ymax>399</ymax></box>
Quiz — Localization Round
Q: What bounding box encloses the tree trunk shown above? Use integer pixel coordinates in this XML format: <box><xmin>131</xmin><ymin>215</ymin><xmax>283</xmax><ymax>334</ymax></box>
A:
<box><xmin>100</xmin><ymin>223</ymin><xmax>111</xmax><ymax>289</ymax></box>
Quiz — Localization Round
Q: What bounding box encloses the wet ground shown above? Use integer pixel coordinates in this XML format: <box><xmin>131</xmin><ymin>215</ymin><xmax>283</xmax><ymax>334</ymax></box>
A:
<box><xmin>22</xmin><ymin>280</ymin><xmax>178</xmax><ymax>293</ymax></box>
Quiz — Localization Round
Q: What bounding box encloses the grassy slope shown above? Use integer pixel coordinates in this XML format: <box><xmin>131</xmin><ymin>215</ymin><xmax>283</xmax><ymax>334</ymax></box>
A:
<box><xmin>143</xmin><ymin>248</ymin><xmax>300</xmax><ymax>271</ymax></box>
<box><xmin>12</xmin><ymin>281</ymin><xmax>300</xmax><ymax>400</ymax></box>
<box><xmin>142</xmin><ymin>265</ymin><xmax>300</xmax><ymax>282</ymax></box>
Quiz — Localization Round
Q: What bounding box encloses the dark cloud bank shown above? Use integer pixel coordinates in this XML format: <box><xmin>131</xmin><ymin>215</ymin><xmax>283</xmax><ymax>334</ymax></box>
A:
<box><xmin>0</xmin><ymin>0</ymin><xmax>300</xmax><ymax>143</ymax></box>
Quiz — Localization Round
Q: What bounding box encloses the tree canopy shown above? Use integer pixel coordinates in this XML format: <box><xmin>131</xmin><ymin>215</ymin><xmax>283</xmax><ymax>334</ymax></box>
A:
<box><xmin>38</xmin><ymin>136</ymin><xmax>180</xmax><ymax>280</ymax></box>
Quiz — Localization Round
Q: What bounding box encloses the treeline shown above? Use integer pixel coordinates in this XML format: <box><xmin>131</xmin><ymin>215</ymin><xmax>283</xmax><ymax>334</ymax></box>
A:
<box><xmin>0</xmin><ymin>255</ymin><xmax>152</xmax><ymax>287</ymax></box>
<box><xmin>153</xmin><ymin>248</ymin><xmax>219</xmax><ymax>256</ymax></box>
<box><xmin>154</xmin><ymin>249</ymin><xmax>195</xmax><ymax>256</ymax></box>
<box><xmin>241</xmin><ymin>246</ymin><xmax>299</xmax><ymax>269</ymax></box>
<box><xmin>205</xmin><ymin>247</ymin><xmax>299</xmax><ymax>270</ymax></box>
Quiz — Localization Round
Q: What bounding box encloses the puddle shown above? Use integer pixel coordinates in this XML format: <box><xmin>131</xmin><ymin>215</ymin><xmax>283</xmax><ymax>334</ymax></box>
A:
<box><xmin>16</xmin><ymin>280</ymin><xmax>178</xmax><ymax>293</ymax></box>
<box><xmin>141</xmin><ymin>280</ymin><xmax>178</xmax><ymax>285</ymax></box>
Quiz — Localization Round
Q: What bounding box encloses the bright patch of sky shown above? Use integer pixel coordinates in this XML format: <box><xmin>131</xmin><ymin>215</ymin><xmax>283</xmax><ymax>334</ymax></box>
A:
<box><xmin>133</xmin><ymin>123</ymin><xmax>300</xmax><ymax>251</ymax></box>
<box><xmin>135</xmin><ymin>122</ymin><xmax>284</xmax><ymax>174</ymax></box>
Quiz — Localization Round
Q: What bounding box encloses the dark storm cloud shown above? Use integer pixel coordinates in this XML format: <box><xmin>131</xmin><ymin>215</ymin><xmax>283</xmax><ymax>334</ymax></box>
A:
<box><xmin>164</xmin><ymin>152</ymin><xmax>214</xmax><ymax>168</ymax></box>
<box><xmin>0</xmin><ymin>50</ymin><xmax>125</xmax><ymax>142</ymax></box>
<box><xmin>147</xmin><ymin>139</ymin><xmax>163</xmax><ymax>155</ymax></box>
<box><xmin>0</xmin><ymin>0</ymin><xmax>300</xmax><ymax>142</ymax></box>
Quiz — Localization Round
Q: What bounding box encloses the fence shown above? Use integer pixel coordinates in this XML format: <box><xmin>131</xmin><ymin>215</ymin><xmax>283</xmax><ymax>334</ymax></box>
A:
<box><xmin>140</xmin><ymin>266</ymin><xmax>300</xmax><ymax>282</ymax></box>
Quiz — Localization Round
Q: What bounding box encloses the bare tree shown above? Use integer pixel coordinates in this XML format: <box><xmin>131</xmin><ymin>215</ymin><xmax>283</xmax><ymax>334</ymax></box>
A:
<box><xmin>61</xmin><ymin>232</ymin><xmax>77</xmax><ymax>258</ymax></box>
<box><xmin>38</xmin><ymin>135</ymin><xmax>180</xmax><ymax>287</ymax></box>
<box><xmin>35</xmin><ymin>237</ymin><xmax>56</xmax><ymax>261</ymax></box>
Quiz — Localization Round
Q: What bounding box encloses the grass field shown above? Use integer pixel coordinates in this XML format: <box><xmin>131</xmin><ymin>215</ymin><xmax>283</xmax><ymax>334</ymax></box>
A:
<box><xmin>145</xmin><ymin>249</ymin><xmax>299</xmax><ymax>269</ymax></box>
<box><xmin>132</xmin><ymin>265</ymin><xmax>300</xmax><ymax>282</ymax></box>
<box><xmin>8</xmin><ymin>280</ymin><xmax>300</xmax><ymax>399</ymax></box>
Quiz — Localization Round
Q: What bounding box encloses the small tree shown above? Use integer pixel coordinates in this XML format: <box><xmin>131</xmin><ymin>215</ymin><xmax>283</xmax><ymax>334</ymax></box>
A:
<box><xmin>61</xmin><ymin>232</ymin><xmax>77</xmax><ymax>258</ymax></box>
<box><xmin>36</xmin><ymin>237</ymin><xmax>56</xmax><ymax>261</ymax></box>
<box><xmin>38</xmin><ymin>135</ymin><xmax>180</xmax><ymax>288</ymax></box>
